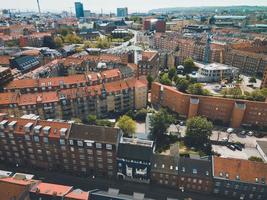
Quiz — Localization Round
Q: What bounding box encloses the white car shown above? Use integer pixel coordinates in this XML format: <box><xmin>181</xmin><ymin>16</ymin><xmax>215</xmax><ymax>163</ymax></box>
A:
<box><xmin>247</xmin><ymin>131</ymin><xmax>254</xmax><ymax>136</ymax></box>
<box><xmin>227</xmin><ymin>128</ymin><xmax>234</xmax><ymax>134</ymax></box>
<box><xmin>222</xmin><ymin>137</ymin><xmax>228</xmax><ymax>142</ymax></box>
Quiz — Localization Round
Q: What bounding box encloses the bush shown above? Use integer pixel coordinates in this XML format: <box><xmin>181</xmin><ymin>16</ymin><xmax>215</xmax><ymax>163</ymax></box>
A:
<box><xmin>248</xmin><ymin>156</ymin><xmax>263</xmax><ymax>162</ymax></box>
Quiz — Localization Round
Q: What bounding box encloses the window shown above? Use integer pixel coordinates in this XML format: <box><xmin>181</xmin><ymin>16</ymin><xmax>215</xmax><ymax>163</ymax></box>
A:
<box><xmin>86</xmin><ymin>142</ymin><xmax>93</xmax><ymax>147</ymax></box>
<box><xmin>193</xmin><ymin>169</ymin><xmax>197</xmax><ymax>174</ymax></box>
<box><xmin>96</xmin><ymin>143</ymin><xmax>102</xmax><ymax>149</ymax></box>
<box><xmin>59</xmin><ymin>139</ymin><xmax>65</xmax><ymax>145</ymax></box>
<box><xmin>69</xmin><ymin>140</ymin><xmax>74</xmax><ymax>145</ymax></box>
<box><xmin>77</xmin><ymin>141</ymin><xmax>83</xmax><ymax>147</ymax></box>
<box><xmin>25</xmin><ymin>135</ymin><xmax>30</xmax><ymax>141</ymax></box>
<box><xmin>106</xmin><ymin>144</ymin><xmax>112</xmax><ymax>150</ymax></box>
<box><xmin>43</xmin><ymin>137</ymin><xmax>48</xmax><ymax>143</ymax></box>
<box><xmin>96</xmin><ymin>150</ymin><xmax>102</xmax><ymax>156</ymax></box>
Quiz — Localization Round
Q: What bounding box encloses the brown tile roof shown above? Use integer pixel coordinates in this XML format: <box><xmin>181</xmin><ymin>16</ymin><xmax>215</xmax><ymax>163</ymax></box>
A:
<box><xmin>213</xmin><ymin>156</ymin><xmax>267</xmax><ymax>184</ymax></box>
<box><xmin>5</xmin><ymin>79</ymin><xmax>38</xmax><ymax>89</ymax></box>
<box><xmin>0</xmin><ymin>55</ymin><xmax>11</xmax><ymax>65</ymax></box>
<box><xmin>142</xmin><ymin>51</ymin><xmax>158</xmax><ymax>61</ymax></box>
<box><xmin>0</xmin><ymin>177</ymin><xmax>38</xmax><ymax>200</ymax></box>
<box><xmin>0</xmin><ymin>92</ymin><xmax>18</xmax><ymax>105</ymax></box>
<box><xmin>101</xmin><ymin>68</ymin><xmax>121</xmax><ymax>79</ymax></box>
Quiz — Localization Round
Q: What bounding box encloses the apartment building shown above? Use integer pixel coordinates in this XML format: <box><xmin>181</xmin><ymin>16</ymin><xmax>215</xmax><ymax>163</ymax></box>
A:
<box><xmin>224</xmin><ymin>49</ymin><xmax>267</xmax><ymax>76</ymax></box>
<box><xmin>0</xmin><ymin>66</ymin><xmax>13</xmax><ymax>86</ymax></box>
<box><xmin>0</xmin><ymin>116</ymin><xmax>122</xmax><ymax>178</ymax></box>
<box><xmin>151</xmin><ymin>154</ymin><xmax>213</xmax><ymax>194</ymax></box>
<box><xmin>0</xmin><ymin>175</ymin><xmax>89</xmax><ymax>200</ymax></box>
<box><xmin>137</xmin><ymin>51</ymin><xmax>159</xmax><ymax>79</ymax></box>
<box><xmin>261</xmin><ymin>68</ymin><xmax>267</xmax><ymax>88</ymax></box>
<box><xmin>212</xmin><ymin>157</ymin><xmax>267</xmax><ymax>200</ymax></box>
<box><xmin>0</xmin><ymin>77</ymin><xmax>148</xmax><ymax>119</ymax></box>
<box><xmin>117</xmin><ymin>138</ymin><xmax>154</xmax><ymax>183</ymax></box>
<box><xmin>151</xmin><ymin>82</ymin><xmax>267</xmax><ymax>128</ymax></box>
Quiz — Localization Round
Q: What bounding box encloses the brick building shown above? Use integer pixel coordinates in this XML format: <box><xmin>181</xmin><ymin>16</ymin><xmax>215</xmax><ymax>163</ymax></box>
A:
<box><xmin>137</xmin><ymin>51</ymin><xmax>159</xmax><ymax>79</ymax></box>
<box><xmin>0</xmin><ymin>77</ymin><xmax>148</xmax><ymax>119</ymax></box>
<box><xmin>151</xmin><ymin>82</ymin><xmax>267</xmax><ymax>128</ymax></box>
<box><xmin>213</xmin><ymin>157</ymin><xmax>267</xmax><ymax>200</ymax></box>
<box><xmin>0</xmin><ymin>116</ymin><xmax>122</xmax><ymax>178</ymax></box>
<box><xmin>0</xmin><ymin>66</ymin><xmax>13</xmax><ymax>86</ymax></box>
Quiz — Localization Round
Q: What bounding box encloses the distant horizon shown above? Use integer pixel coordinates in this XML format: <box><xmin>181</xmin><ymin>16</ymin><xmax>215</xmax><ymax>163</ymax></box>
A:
<box><xmin>1</xmin><ymin>0</ymin><xmax>267</xmax><ymax>14</ymax></box>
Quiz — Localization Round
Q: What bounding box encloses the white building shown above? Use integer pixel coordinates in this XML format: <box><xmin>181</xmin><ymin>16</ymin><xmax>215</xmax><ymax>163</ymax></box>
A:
<box><xmin>191</xmin><ymin>62</ymin><xmax>239</xmax><ymax>83</ymax></box>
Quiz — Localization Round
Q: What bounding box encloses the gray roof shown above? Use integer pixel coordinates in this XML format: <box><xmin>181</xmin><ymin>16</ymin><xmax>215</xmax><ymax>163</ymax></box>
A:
<box><xmin>179</xmin><ymin>157</ymin><xmax>212</xmax><ymax>178</ymax></box>
<box><xmin>151</xmin><ymin>154</ymin><xmax>178</xmax><ymax>175</ymax></box>
<box><xmin>69</xmin><ymin>124</ymin><xmax>121</xmax><ymax>145</ymax></box>
<box><xmin>117</xmin><ymin>142</ymin><xmax>153</xmax><ymax>161</ymax></box>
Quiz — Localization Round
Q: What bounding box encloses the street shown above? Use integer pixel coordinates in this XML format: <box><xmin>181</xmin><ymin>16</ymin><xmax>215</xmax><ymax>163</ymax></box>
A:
<box><xmin>0</xmin><ymin>163</ymin><xmax>226</xmax><ymax>200</ymax></box>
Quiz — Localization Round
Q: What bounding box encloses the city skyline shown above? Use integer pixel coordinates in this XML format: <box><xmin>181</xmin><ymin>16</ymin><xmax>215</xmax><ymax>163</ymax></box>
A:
<box><xmin>1</xmin><ymin>0</ymin><xmax>267</xmax><ymax>13</ymax></box>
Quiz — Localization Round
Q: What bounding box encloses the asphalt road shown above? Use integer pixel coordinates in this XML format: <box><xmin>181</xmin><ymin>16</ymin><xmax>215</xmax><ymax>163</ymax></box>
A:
<box><xmin>0</xmin><ymin>163</ymin><xmax>227</xmax><ymax>200</ymax></box>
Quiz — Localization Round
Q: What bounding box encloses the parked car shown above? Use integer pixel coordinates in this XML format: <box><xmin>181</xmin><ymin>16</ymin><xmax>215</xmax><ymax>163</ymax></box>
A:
<box><xmin>222</xmin><ymin>137</ymin><xmax>228</xmax><ymax>142</ymax></box>
<box><xmin>247</xmin><ymin>131</ymin><xmax>254</xmax><ymax>136</ymax></box>
<box><xmin>234</xmin><ymin>144</ymin><xmax>242</xmax><ymax>151</ymax></box>
<box><xmin>227</xmin><ymin>128</ymin><xmax>234</xmax><ymax>134</ymax></box>
<box><xmin>240</xmin><ymin>130</ymin><xmax>246</xmax><ymax>135</ymax></box>
<box><xmin>227</xmin><ymin>144</ymin><xmax>236</xmax><ymax>151</ymax></box>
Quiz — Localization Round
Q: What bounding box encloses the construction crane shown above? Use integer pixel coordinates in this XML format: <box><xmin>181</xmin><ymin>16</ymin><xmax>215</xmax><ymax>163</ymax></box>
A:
<box><xmin>37</xmin><ymin>0</ymin><xmax>41</xmax><ymax>14</ymax></box>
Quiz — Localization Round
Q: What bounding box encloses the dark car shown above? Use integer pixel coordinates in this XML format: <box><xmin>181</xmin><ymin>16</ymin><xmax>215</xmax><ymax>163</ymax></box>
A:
<box><xmin>227</xmin><ymin>144</ymin><xmax>236</xmax><ymax>151</ymax></box>
<box><xmin>234</xmin><ymin>144</ymin><xmax>242</xmax><ymax>151</ymax></box>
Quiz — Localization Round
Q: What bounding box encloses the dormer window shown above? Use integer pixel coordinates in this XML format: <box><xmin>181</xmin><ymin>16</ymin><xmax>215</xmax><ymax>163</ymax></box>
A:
<box><xmin>34</xmin><ymin>125</ymin><xmax>42</xmax><ymax>134</ymax></box>
<box><xmin>226</xmin><ymin>173</ymin><xmax>229</xmax><ymax>179</ymax></box>
<box><xmin>170</xmin><ymin>165</ymin><xmax>173</xmax><ymax>170</ymax></box>
<box><xmin>219</xmin><ymin>172</ymin><xmax>223</xmax><ymax>177</ymax></box>
<box><xmin>236</xmin><ymin>175</ymin><xmax>240</xmax><ymax>180</ymax></box>
<box><xmin>206</xmin><ymin>171</ymin><xmax>209</xmax><ymax>176</ymax></box>
<box><xmin>192</xmin><ymin>169</ymin><xmax>197</xmax><ymax>174</ymax></box>
<box><xmin>162</xmin><ymin>164</ymin><xmax>165</xmax><ymax>169</ymax></box>
<box><xmin>154</xmin><ymin>164</ymin><xmax>157</xmax><ymax>168</ymax></box>
<box><xmin>182</xmin><ymin>167</ymin><xmax>185</xmax><ymax>173</ymax></box>
<box><xmin>256</xmin><ymin>178</ymin><xmax>259</xmax><ymax>183</ymax></box>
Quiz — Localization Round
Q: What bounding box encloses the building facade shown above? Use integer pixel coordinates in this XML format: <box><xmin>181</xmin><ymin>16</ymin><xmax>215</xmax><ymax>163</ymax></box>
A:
<box><xmin>0</xmin><ymin>116</ymin><xmax>122</xmax><ymax>178</ymax></box>
<box><xmin>117</xmin><ymin>138</ymin><xmax>154</xmax><ymax>183</ymax></box>
<box><xmin>212</xmin><ymin>157</ymin><xmax>267</xmax><ymax>200</ymax></box>
<box><xmin>151</xmin><ymin>82</ymin><xmax>267</xmax><ymax>128</ymax></box>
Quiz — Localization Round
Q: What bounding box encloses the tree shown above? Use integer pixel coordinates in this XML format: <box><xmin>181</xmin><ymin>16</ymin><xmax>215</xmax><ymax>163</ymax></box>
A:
<box><xmin>72</xmin><ymin>118</ymin><xmax>82</xmax><ymax>124</ymax></box>
<box><xmin>248</xmin><ymin>156</ymin><xmax>263</xmax><ymax>162</ymax></box>
<box><xmin>176</xmin><ymin>78</ymin><xmax>190</xmax><ymax>92</ymax></box>
<box><xmin>185</xmin><ymin>117</ymin><xmax>213</xmax><ymax>154</ymax></box>
<box><xmin>54</xmin><ymin>36</ymin><xmax>63</xmax><ymax>48</ymax></box>
<box><xmin>183</xmin><ymin>57</ymin><xmax>196</xmax><ymax>74</ymax></box>
<box><xmin>188</xmin><ymin>83</ymin><xmax>210</xmax><ymax>96</ymax></box>
<box><xmin>160</xmin><ymin>73</ymin><xmax>172</xmax><ymax>86</ymax></box>
<box><xmin>64</xmin><ymin>33</ymin><xmax>82</xmax><ymax>44</ymax></box>
<box><xmin>135</xmin><ymin>108</ymin><xmax>148</xmax><ymax>121</ymax></box>
<box><xmin>147</xmin><ymin>75</ymin><xmax>153</xmax><ymax>90</ymax></box>
<box><xmin>249</xmin><ymin>77</ymin><xmax>257</xmax><ymax>83</ymax></box>
<box><xmin>149</xmin><ymin>109</ymin><xmax>174</xmax><ymax>142</ymax></box>
<box><xmin>228</xmin><ymin>87</ymin><xmax>242</xmax><ymax>99</ymax></box>
<box><xmin>168</xmin><ymin>67</ymin><xmax>177</xmax><ymax>80</ymax></box>
<box><xmin>87</xmin><ymin>114</ymin><xmax>97</xmax><ymax>125</ymax></box>
<box><xmin>117</xmin><ymin>115</ymin><xmax>137</xmax><ymax>137</ymax></box>
<box><xmin>43</xmin><ymin>36</ymin><xmax>56</xmax><ymax>49</ymax></box>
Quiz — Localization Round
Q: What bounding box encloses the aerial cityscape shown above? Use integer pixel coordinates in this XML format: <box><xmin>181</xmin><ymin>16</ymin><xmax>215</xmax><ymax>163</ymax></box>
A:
<box><xmin>0</xmin><ymin>0</ymin><xmax>267</xmax><ymax>200</ymax></box>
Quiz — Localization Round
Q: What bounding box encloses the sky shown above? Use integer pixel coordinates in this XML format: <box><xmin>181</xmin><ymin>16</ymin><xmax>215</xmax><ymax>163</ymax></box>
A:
<box><xmin>1</xmin><ymin>0</ymin><xmax>267</xmax><ymax>13</ymax></box>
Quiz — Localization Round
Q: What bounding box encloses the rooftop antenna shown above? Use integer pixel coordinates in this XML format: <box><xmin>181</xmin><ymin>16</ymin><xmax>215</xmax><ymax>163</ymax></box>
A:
<box><xmin>37</xmin><ymin>0</ymin><xmax>41</xmax><ymax>14</ymax></box>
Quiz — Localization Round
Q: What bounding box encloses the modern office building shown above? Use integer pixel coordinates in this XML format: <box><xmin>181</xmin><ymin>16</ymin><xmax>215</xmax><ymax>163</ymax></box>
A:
<box><xmin>75</xmin><ymin>2</ymin><xmax>84</xmax><ymax>18</ymax></box>
<box><xmin>117</xmin><ymin>7</ymin><xmax>128</xmax><ymax>18</ymax></box>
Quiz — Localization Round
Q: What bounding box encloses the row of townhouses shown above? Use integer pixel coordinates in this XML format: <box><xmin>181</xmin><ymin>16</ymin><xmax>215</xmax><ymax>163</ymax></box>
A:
<box><xmin>0</xmin><ymin>77</ymin><xmax>148</xmax><ymax>119</ymax></box>
<box><xmin>0</xmin><ymin>116</ymin><xmax>266</xmax><ymax>200</ymax></box>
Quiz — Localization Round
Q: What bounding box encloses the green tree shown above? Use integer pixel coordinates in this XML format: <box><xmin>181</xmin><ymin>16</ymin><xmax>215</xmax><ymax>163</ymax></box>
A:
<box><xmin>160</xmin><ymin>73</ymin><xmax>172</xmax><ymax>86</ymax></box>
<box><xmin>168</xmin><ymin>67</ymin><xmax>177</xmax><ymax>80</ymax></box>
<box><xmin>176</xmin><ymin>78</ymin><xmax>190</xmax><ymax>92</ymax></box>
<box><xmin>147</xmin><ymin>75</ymin><xmax>153</xmax><ymax>90</ymax></box>
<box><xmin>185</xmin><ymin>117</ymin><xmax>213</xmax><ymax>153</ymax></box>
<box><xmin>71</xmin><ymin>118</ymin><xmax>82</xmax><ymax>124</ymax></box>
<box><xmin>64</xmin><ymin>33</ymin><xmax>83</xmax><ymax>44</ymax></box>
<box><xmin>248</xmin><ymin>156</ymin><xmax>263</xmax><ymax>162</ymax></box>
<box><xmin>149</xmin><ymin>109</ymin><xmax>174</xmax><ymax>142</ymax></box>
<box><xmin>183</xmin><ymin>57</ymin><xmax>196</xmax><ymax>74</ymax></box>
<box><xmin>228</xmin><ymin>87</ymin><xmax>242</xmax><ymax>99</ymax></box>
<box><xmin>117</xmin><ymin>115</ymin><xmax>137</xmax><ymax>137</ymax></box>
<box><xmin>54</xmin><ymin>36</ymin><xmax>63</xmax><ymax>48</ymax></box>
<box><xmin>188</xmin><ymin>83</ymin><xmax>209</xmax><ymax>96</ymax></box>
<box><xmin>249</xmin><ymin>77</ymin><xmax>257</xmax><ymax>83</ymax></box>
<box><xmin>87</xmin><ymin>114</ymin><xmax>97</xmax><ymax>125</ymax></box>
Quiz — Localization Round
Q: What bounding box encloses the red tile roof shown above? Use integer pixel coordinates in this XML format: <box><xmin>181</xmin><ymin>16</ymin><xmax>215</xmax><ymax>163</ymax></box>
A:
<box><xmin>213</xmin><ymin>156</ymin><xmax>267</xmax><ymax>184</ymax></box>
<box><xmin>0</xmin><ymin>55</ymin><xmax>11</xmax><ymax>65</ymax></box>
<box><xmin>30</xmin><ymin>182</ymin><xmax>73</xmax><ymax>197</ymax></box>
